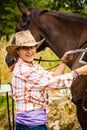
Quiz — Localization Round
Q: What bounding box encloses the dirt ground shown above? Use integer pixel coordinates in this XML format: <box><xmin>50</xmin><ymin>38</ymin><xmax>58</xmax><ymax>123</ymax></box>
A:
<box><xmin>47</xmin><ymin>96</ymin><xmax>82</xmax><ymax>130</ymax></box>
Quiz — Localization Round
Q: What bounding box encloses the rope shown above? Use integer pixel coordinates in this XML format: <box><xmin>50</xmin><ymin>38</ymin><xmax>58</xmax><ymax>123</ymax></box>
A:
<box><xmin>34</xmin><ymin>57</ymin><xmax>60</xmax><ymax>64</ymax></box>
<box><xmin>45</xmin><ymin>64</ymin><xmax>59</xmax><ymax>70</ymax></box>
<box><xmin>34</xmin><ymin>57</ymin><xmax>60</xmax><ymax>70</ymax></box>
<box><xmin>34</xmin><ymin>49</ymin><xmax>87</xmax><ymax>70</ymax></box>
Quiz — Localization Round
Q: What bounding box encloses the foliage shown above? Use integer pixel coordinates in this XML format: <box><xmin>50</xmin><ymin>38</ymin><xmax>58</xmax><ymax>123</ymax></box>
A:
<box><xmin>0</xmin><ymin>95</ymin><xmax>6</xmax><ymax>106</ymax></box>
<box><xmin>0</xmin><ymin>0</ymin><xmax>87</xmax><ymax>39</ymax></box>
<box><xmin>0</xmin><ymin>37</ymin><xmax>12</xmax><ymax>84</ymax></box>
<box><xmin>0</xmin><ymin>0</ymin><xmax>22</xmax><ymax>39</ymax></box>
<box><xmin>0</xmin><ymin>95</ymin><xmax>13</xmax><ymax>130</ymax></box>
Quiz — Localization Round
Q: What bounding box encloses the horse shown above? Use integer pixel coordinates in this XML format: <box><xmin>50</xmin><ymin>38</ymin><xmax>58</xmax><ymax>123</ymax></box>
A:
<box><xmin>5</xmin><ymin>1</ymin><xmax>87</xmax><ymax>129</ymax></box>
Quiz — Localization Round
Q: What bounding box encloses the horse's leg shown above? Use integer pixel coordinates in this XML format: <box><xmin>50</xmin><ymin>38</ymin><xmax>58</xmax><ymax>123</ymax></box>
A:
<box><xmin>76</xmin><ymin>100</ymin><xmax>87</xmax><ymax>130</ymax></box>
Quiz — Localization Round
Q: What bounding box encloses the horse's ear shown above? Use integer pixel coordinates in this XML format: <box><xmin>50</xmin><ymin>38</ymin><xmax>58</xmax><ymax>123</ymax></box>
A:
<box><xmin>30</xmin><ymin>1</ymin><xmax>34</xmax><ymax>9</ymax></box>
<box><xmin>16</xmin><ymin>0</ymin><xmax>31</xmax><ymax>16</ymax></box>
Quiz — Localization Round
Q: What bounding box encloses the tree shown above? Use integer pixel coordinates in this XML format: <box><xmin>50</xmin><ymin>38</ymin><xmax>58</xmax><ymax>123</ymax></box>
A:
<box><xmin>0</xmin><ymin>0</ymin><xmax>21</xmax><ymax>39</ymax></box>
<box><xmin>0</xmin><ymin>0</ymin><xmax>87</xmax><ymax>39</ymax></box>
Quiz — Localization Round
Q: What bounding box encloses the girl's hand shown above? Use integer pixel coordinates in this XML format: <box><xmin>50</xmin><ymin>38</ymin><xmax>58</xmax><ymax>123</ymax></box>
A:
<box><xmin>61</xmin><ymin>51</ymin><xmax>73</xmax><ymax>64</ymax></box>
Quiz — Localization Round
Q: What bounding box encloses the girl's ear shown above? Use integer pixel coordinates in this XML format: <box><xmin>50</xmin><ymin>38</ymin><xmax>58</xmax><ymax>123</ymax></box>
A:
<box><xmin>15</xmin><ymin>49</ymin><xmax>19</xmax><ymax>56</ymax></box>
<box><xmin>16</xmin><ymin>51</ymin><xmax>20</xmax><ymax>55</ymax></box>
<box><xmin>16</xmin><ymin>48</ymin><xmax>20</xmax><ymax>54</ymax></box>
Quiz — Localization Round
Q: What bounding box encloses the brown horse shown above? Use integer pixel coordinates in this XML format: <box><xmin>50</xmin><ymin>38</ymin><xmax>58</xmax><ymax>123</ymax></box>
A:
<box><xmin>6</xmin><ymin>1</ymin><xmax>87</xmax><ymax>130</ymax></box>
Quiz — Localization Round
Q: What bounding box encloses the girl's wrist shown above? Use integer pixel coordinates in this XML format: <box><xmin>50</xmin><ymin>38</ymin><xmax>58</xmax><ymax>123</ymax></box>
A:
<box><xmin>61</xmin><ymin>58</ymin><xmax>67</xmax><ymax>64</ymax></box>
<box><xmin>71</xmin><ymin>69</ymin><xmax>80</xmax><ymax>80</ymax></box>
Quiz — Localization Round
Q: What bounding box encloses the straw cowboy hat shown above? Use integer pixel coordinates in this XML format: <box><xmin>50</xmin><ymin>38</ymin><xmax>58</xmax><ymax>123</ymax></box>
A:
<box><xmin>6</xmin><ymin>30</ymin><xmax>45</xmax><ymax>56</ymax></box>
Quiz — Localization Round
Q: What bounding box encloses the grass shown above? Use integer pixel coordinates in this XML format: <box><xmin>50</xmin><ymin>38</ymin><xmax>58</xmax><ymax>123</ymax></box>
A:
<box><xmin>0</xmin><ymin>94</ymin><xmax>13</xmax><ymax>130</ymax></box>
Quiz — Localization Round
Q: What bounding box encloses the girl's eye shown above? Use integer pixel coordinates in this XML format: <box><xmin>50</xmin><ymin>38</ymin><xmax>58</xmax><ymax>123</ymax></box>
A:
<box><xmin>21</xmin><ymin>47</ymin><xmax>30</xmax><ymax>50</ymax></box>
<box><xmin>23</xmin><ymin>46</ymin><xmax>36</xmax><ymax>49</ymax></box>
<box><xmin>19</xmin><ymin>46</ymin><xmax>36</xmax><ymax>50</ymax></box>
<box><xmin>30</xmin><ymin>46</ymin><xmax>34</xmax><ymax>49</ymax></box>
<box><xmin>22</xmin><ymin>47</ymin><xmax>28</xmax><ymax>49</ymax></box>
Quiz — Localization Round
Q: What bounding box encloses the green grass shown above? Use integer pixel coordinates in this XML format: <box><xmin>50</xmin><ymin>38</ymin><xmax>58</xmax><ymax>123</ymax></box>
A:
<box><xmin>0</xmin><ymin>95</ymin><xmax>13</xmax><ymax>130</ymax></box>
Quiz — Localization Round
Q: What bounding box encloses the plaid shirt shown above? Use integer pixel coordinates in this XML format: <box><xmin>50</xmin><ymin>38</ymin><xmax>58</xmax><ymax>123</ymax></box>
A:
<box><xmin>12</xmin><ymin>58</ymin><xmax>73</xmax><ymax>113</ymax></box>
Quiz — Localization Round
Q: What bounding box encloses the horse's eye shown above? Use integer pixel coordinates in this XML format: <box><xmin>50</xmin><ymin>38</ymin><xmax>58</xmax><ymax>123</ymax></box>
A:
<box><xmin>22</xmin><ymin>15</ymin><xmax>27</xmax><ymax>22</ymax></box>
<box><xmin>23</xmin><ymin>17</ymin><xmax>26</xmax><ymax>22</ymax></box>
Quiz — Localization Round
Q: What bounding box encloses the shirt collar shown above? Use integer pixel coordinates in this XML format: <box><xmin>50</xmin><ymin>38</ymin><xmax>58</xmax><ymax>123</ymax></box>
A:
<box><xmin>18</xmin><ymin>58</ymin><xmax>34</xmax><ymax>66</ymax></box>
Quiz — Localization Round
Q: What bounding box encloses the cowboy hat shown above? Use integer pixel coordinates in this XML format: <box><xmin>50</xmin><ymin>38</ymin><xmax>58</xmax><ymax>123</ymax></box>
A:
<box><xmin>6</xmin><ymin>30</ymin><xmax>45</xmax><ymax>56</ymax></box>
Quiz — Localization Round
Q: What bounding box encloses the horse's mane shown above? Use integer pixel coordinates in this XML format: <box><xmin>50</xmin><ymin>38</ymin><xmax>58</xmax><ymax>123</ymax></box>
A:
<box><xmin>38</xmin><ymin>9</ymin><xmax>87</xmax><ymax>23</ymax></box>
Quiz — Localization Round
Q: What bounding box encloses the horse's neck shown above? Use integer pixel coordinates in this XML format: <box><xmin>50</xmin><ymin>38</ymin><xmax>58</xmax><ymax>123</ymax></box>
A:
<box><xmin>32</xmin><ymin>10</ymin><xmax>87</xmax><ymax>69</ymax></box>
<box><xmin>38</xmin><ymin>12</ymin><xmax>87</xmax><ymax>55</ymax></box>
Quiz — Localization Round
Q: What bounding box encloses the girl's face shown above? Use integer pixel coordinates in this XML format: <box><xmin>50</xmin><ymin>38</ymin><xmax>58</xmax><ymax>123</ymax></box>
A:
<box><xmin>17</xmin><ymin>46</ymin><xmax>37</xmax><ymax>64</ymax></box>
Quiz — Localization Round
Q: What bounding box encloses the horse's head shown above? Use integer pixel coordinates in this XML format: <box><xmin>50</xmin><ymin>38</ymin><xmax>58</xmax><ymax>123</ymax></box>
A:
<box><xmin>16</xmin><ymin>1</ymin><xmax>48</xmax><ymax>52</ymax></box>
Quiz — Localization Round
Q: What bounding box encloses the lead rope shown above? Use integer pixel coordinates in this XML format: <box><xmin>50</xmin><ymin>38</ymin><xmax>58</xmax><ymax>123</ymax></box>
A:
<box><xmin>34</xmin><ymin>49</ymin><xmax>87</xmax><ymax>70</ymax></box>
<box><xmin>34</xmin><ymin>57</ymin><xmax>60</xmax><ymax>70</ymax></box>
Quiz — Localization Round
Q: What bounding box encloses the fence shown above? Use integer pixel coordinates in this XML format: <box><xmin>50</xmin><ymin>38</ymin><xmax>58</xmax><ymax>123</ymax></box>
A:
<box><xmin>0</xmin><ymin>83</ymin><xmax>15</xmax><ymax>130</ymax></box>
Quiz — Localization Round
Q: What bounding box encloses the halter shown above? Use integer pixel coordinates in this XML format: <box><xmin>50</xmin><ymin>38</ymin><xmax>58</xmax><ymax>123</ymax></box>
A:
<box><xmin>79</xmin><ymin>40</ymin><xmax>87</xmax><ymax>49</ymax></box>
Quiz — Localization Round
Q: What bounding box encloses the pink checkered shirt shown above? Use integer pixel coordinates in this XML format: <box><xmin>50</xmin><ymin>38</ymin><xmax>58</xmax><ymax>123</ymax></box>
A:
<box><xmin>12</xmin><ymin>58</ymin><xmax>73</xmax><ymax>113</ymax></box>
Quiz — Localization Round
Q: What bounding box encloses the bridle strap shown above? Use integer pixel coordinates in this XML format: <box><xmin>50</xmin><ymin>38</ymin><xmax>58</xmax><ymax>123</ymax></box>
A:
<box><xmin>72</xmin><ymin>40</ymin><xmax>87</xmax><ymax>54</ymax></box>
<box><xmin>79</xmin><ymin>40</ymin><xmax>87</xmax><ymax>49</ymax></box>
